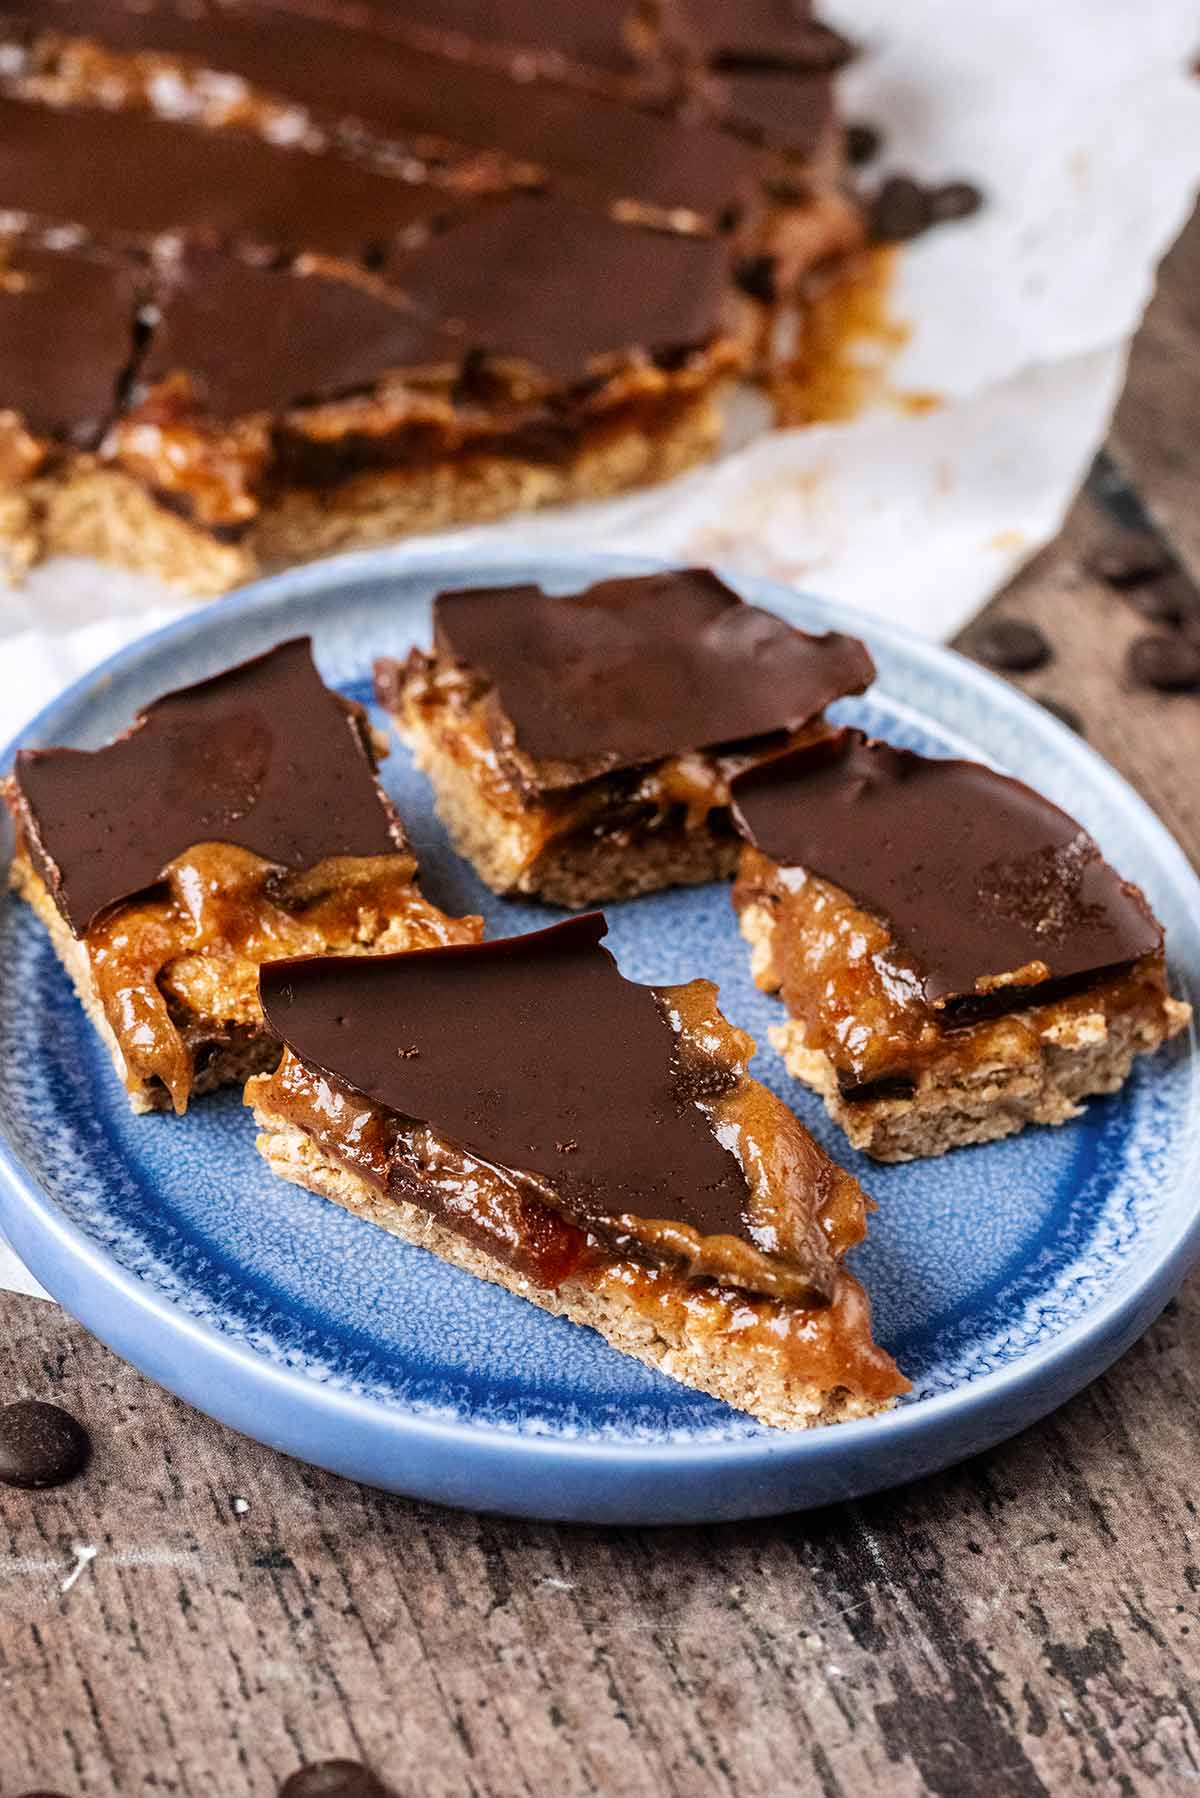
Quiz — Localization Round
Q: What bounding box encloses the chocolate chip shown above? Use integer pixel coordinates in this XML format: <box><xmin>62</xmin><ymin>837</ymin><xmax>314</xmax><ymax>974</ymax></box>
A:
<box><xmin>1127</xmin><ymin>632</ymin><xmax>1200</xmax><ymax>693</ymax></box>
<box><xmin>968</xmin><ymin>617</ymin><xmax>1051</xmax><ymax>673</ymax></box>
<box><xmin>868</xmin><ymin>175</ymin><xmax>932</xmax><ymax>243</ymax></box>
<box><xmin>1083</xmin><ymin>531</ymin><xmax>1172</xmax><ymax>588</ymax></box>
<box><xmin>0</xmin><ymin>1400</ymin><xmax>91</xmax><ymax>1489</ymax></box>
<box><xmin>845</xmin><ymin>122</ymin><xmax>882</xmax><ymax>165</ymax></box>
<box><xmin>735</xmin><ymin>253</ymin><xmax>777</xmax><ymax>304</ymax></box>
<box><xmin>1037</xmin><ymin>696</ymin><xmax>1085</xmax><ymax>735</ymax></box>
<box><xmin>1124</xmin><ymin>572</ymin><xmax>1192</xmax><ymax>626</ymax></box>
<box><xmin>279</xmin><ymin>1762</ymin><xmax>391</xmax><ymax>1798</ymax></box>
<box><xmin>927</xmin><ymin>180</ymin><xmax>984</xmax><ymax>222</ymax></box>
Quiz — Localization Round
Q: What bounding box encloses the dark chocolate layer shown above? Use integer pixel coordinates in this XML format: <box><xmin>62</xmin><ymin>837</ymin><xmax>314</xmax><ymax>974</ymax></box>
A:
<box><xmin>387</xmin><ymin>193</ymin><xmax>732</xmax><ymax>379</ymax></box>
<box><xmin>259</xmin><ymin>912</ymin><xmax>754</xmax><ymax>1241</ymax></box>
<box><xmin>0</xmin><ymin>242</ymin><xmax>141</xmax><ymax>445</ymax></box>
<box><xmin>432</xmin><ymin>569</ymin><xmax>874</xmax><ymax>778</ymax></box>
<box><xmin>136</xmin><ymin>248</ymin><xmax>453</xmax><ymax>418</ymax></box>
<box><xmin>0</xmin><ymin>91</ymin><xmax>466</xmax><ymax>266</ymax></box>
<box><xmin>4</xmin><ymin>0</ymin><xmax>756</xmax><ymax>220</ymax></box>
<box><xmin>731</xmin><ymin>729</ymin><xmax>1163</xmax><ymax>1011</ymax></box>
<box><xmin>13</xmin><ymin>638</ymin><xmax>403</xmax><ymax>934</ymax></box>
<box><xmin>135</xmin><ymin>198</ymin><xmax>731</xmax><ymax>418</ymax></box>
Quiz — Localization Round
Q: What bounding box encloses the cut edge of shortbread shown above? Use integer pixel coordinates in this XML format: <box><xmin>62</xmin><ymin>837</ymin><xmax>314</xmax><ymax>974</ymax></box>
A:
<box><xmin>250</xmin><ymin>1093</ymin><xmax>902</xmax><ymax>1431</ymax></box>
<box><xmin>738</xmin><ymin>899</ymin><xmax>1192</xmax><ymax>1163</ymax></box>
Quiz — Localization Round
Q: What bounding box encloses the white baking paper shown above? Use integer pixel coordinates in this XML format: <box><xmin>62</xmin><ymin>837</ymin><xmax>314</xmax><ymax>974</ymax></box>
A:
<box><xmin>2</xmin><ymin>0</ymin><xmax>1198</xmax><ymax>1299</ymax></box>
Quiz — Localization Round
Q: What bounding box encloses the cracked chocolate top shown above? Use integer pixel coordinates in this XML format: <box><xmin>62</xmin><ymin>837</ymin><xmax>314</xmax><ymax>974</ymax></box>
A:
<box><xmin>136</xmin><ymin>197</ymin><xmax>731</xmax><ymax>418</ymax></box>
<box><xmin>731</xmin><ymin>729</ymin><xmax>1164</xmax><ymax>1010</ymax></box>
<box><xmin>12</xmin><ymin>638</ymin><xmax>403</xmax><ymax>935</ymax></box>
<box><xmin>430</xmin><ymin>569</ymin><xmax>874</xmax><ymax>780</ymax></box>
<box><xmin>258</xmin><ymin>912</ymin><xmax>756</xmax><ymax>1241</ymax></box>
<box><xmin>0</xmin><ymin>243</ymin><xmax>140</xmax><ymax>446</ymax></box>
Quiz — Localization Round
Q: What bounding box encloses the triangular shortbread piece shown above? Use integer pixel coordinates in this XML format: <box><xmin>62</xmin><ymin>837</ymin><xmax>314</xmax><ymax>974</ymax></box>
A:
<box><xmin>246</xmin><ymin>913</ymin><xmax>907</xmax><ymax>1429</ymax></box>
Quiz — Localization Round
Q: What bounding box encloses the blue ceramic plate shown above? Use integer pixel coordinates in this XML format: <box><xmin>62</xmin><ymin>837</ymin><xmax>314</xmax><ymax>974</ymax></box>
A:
<box><xmin>1</xmin><ymin>547</ymin><xmax>1198</xmax><ymax>1523</ymax></box>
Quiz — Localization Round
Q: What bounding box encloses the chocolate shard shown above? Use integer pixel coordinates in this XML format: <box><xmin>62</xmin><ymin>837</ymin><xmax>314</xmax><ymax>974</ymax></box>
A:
<box><xmin>258</xmin><ymin>912</ymin><xmax>756</xmax><ymax>1243</ymax></box>
<box><xmin>0</xmin><ymin>241</ymin><xmax>143</xmax><ymax>446</ymax></box>
<box><xmin>12</xmin><ymin>638</ymin><xmax>402</xmax><ymax>935</ymax></box>
<box><xmin>0</xmin><ymin>92</ymin><xmax>466</xmax><ymax>268</ymax></box>
<box><xmin>432</xmin><ymin>569</ymin><xmax>875</xmax><ymax>780</ymax></box>
<box><xmin>731</xmin><ymin>729</ymin><xmax>1163</xmax><ymax>1011</ymax></box>
<box><xmin>386</xmin><ymin>192</ymin><xmax>734</xmax><ymax>380</ymax></box>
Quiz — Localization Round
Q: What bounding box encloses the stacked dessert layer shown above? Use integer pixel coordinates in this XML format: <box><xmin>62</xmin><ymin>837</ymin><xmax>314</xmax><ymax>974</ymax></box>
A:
<box><xmin>0</xmin><ymin>0</ymin><xmax>864</xmax><ymax>592</ymax></box>
<box><xmin>10</xmin><ymin>569</ymin><xmax>1185</xmax><ymax>1426</ymax></box>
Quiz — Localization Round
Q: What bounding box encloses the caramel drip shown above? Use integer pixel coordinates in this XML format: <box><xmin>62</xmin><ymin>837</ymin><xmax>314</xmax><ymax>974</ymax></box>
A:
<box><xmin>736</xmin><ymin>846</ymin><xmax>1176</xmax><ymax>1094</ymax></box>
<box><xmin>254</xmin><ymin>972</ymin><xmax>867</xmax><ymax>1303</ymax></box>
<box><xmin>87</xmin><ymin>843</ymin><xmax>478</xmax><ymax>1112</ymax></box>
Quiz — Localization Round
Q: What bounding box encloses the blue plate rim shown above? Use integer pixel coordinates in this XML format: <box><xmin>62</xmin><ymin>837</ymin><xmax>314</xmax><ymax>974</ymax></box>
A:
<box><xmin>2</xmin><ymin>541</ymin><xmax>1198</xmax><ymax>1489</ymax></box>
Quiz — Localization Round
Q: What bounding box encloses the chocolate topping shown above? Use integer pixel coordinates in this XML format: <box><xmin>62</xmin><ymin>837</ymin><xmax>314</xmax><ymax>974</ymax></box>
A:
<box><xmin>13</xmin><ymin>638</ymin><xmax>402</xmax><ymax>935</ymax></box>
<box><xmin>0</xmin><ymin>242</ymin><xmax>140</xmax><ymax>445</ymax></box>
<box><xmin>432</xmin><ymin>569</ymin><xmax>874</xmax><ymax>780</ymax></box>
<box><xmin>135</xmin><ymin>200</ymin><xmax>731</xmax><ymax>419</ymax></box>
<box><xmin>327</xmin><ymin>0</ymin><xmax>648</xmax><ymax>77</ymax></box>
<box><xmin>259</xmin><ymin>913</ymin><xmax>754</xmax><ymax>1242</ymax></box>
<box><xmin>136</xmin><ymin>248</ymin><xmax>451</xmax><ymax>418</ymax></box>
<box><xmin>0</xmin><ymin>92</ymin><xmax>467</xmax><ymax>267</ymax></box>
<box><xmin>8</xmin><ymin>0</ymin><xmax>755</xmax><ymax>220</ymax></box>
<box><xmin>387</xmin><ymin>193</ymin><xmax>733</xmax><ymax>379</ymax></box>
<box><xmin>683</xmin><ymin>0</ymin><xmax>854</xmax><ymax>72</ymax></box>
<box><xmin>731</xmin><ymin>729</ymin><xmax>1163</xmax><ymax>1011</ymax></box>
<box><xmin>708</xmin><ymin>68</ymin><xmax>834</xmax><ymax>156</ymax></box>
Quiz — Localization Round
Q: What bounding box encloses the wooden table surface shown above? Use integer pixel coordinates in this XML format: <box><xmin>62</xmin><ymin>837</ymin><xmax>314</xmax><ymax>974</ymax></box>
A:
<box><xmin>4</xmin><ymin>213</ymin><xmax>1200</xmax><ymax>1798</ymax></box>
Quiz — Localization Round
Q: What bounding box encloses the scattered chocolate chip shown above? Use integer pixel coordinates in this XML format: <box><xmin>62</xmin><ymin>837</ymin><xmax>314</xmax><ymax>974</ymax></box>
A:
<box><xmin>1124</xmin><ymin>572</ymin><xmax>1192</xmax><ymax>626</ymax></box>
<box><xmin>280</xmin><ymin>1763</ymin><xmax>391</xmax><ymax>1798</ymax></box>
<box><xmin>845</xmin><ymin>121</ymin><xmax>882</xmax><ymax>165</ymax></box>
<box><xmin>968</xmin><ymin>617</ymin><xmax>1051</xmax><ymax>673</ymax></box>
<box><xmin>1083</xmin><ymin>531</ymin><xmax>1172</xmax><ymax>588</ymax></box>
<box><xmin>868</xmin><ymin>175</ymin><xmax>931</xmax><ymax>243</ymax></box>
<box><xmin>1037</xmin><ymin>696</ymin><xmax>1085</xmax><ymax>735</ymax></box>
<box><xmin>1127</xmin><ymin>632</ymin><xmax>1200</xmax><ymax>693</ymax></box>
<box><xmin>735</xmin><ymin>253</ymin><xmax>777</xmax><ymax>304</ymax></box>
<box><xmin>0</xmin><ymin>1400</ymin><xmax>91</xmax><ymax>1490</ymax></box>
<box><xmin>926</xmin><ymin>180</ymin><xmax>984</xmax><ymax>222</ymax></box>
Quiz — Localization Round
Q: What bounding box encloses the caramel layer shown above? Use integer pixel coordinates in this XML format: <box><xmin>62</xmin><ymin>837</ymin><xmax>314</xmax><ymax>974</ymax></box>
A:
<box><xmin>734</xmin><ymin>845</ymin><xmax>1179</xmax><ymax>1099</ymax></box>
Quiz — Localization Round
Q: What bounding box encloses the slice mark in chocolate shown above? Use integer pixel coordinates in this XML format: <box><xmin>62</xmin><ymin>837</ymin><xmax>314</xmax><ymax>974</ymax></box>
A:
<box><xmin>432</xmin><ymin>568</ymin><xmax>875</xmax><ymax>780</ymax></box>
<box><xmin>258</xmin><ymin>912</ymin><xmax>838</xmax><ymax>1300</ymax></box>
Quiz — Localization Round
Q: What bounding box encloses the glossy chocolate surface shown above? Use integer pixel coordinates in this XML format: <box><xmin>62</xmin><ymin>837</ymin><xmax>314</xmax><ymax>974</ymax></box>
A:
<box><xmin>5</xmin><ymin>0</ymin><xmax>755</xmax><ymax>218</ymax></box>
<box><xmin>0</xmin><ymin>242</ymin><xmax>140</xmax><ymax>445</ymax></box>
<box><xmin>13</xmin><ymin>638</ymin><xmax>402</xmax><ymax>934</ymax></box>
<box><xmin>259</xmin><ymin>913</ymin><xmax>754</xmax><ymax>1240</ymax></box>
<box><xmin>0</xmin><ymin>92</ymin><xmax>463</xmax><ymax>266</ymax></box>
<box><xmin>136</xmin><ymin>248</ymin><xmax>452</xmax><ymax>418</ymax></box>
<box><xmin>432</xmin><ymin>569</ymin><xmax>874</xmax><ymax>777</ymax></box>
<box><xmin>388</xmin><ymin>193</ymin><xmax>732</xmax><ymax>379</ymax></box>
<box><xmin>731</xmin><ymin>729</ymin><xmax>1163</xmax><ymax>1010</ymax></box>
<box><xmin>137</xmin><ymin>195</ymin><xmax>730</xmax><ymax>417</ymax></box>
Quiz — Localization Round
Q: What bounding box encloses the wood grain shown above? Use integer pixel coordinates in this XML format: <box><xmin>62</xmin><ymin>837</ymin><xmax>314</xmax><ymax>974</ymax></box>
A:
<box><xmin>3</xmin><ymin>210</ymin><xmax>1200</xmax><ymax>1798</ymax></box>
